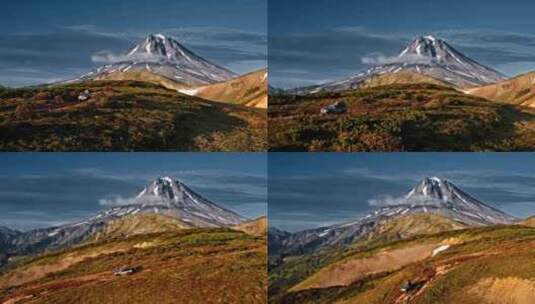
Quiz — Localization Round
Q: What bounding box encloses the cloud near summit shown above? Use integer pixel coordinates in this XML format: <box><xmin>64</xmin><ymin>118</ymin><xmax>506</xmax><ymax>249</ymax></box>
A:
<box><xmin>361</xmin><ymin>52</ymin><xmax>433</xmax><ymax>65</ymax></box>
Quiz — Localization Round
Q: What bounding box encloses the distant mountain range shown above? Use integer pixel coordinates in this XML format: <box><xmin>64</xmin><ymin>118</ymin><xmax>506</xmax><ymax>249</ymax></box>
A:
<box><xmin>291</xmin><ymin>35</ymin><xmax>506</xmax><ymax>95</ymax></box>
<box><xmin>270</xmin><ymin>177</ymin><xmax>517</xmax><ymax>256</ymax></box>
<box><xmin>1</xmin><ymin>177</ymin><xmax>248</xmax><ymax>256</ymax></box>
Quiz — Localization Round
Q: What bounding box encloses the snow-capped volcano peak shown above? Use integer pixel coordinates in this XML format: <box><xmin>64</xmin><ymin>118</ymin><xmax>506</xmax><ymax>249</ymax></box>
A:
<box><xmin>399</xmin><ymin>36</ymin><xmax>468</xmax><ymax>64</ymax></box>
<box><xmin>77</xmin><ymin>33</ymin><xmax>236</xmax><ymax>86</ymax></box>
<box><xmin>128</xmin><ymin>34</ymin><xmax>195</xmax><ymax>61</ymax></box>
<box><xmin>137</xmin><ymin>176</ymin><xmax>184</xmax><ymax>201</ymax></box>
<box><xmin>396</xmin><ymin>35</ymin><xmax>506</xmax><ymax>85</ymax></box>
<box><xmin>398</xmin><ymin>176</ymin><xmax>517</xmax><ymax>225</ymax></box>
<box><xmin>407</xmin><ymin>176</ymin><xmax>455</xmax><ymax>199</ymax></box>
<box><xmin>401</xmin><ymin>36</ymin><xmax>445</xmax><ymax>57</ymax></box>
<box><xmin>107</xmin><ymin>176</ymin><xmax>247</xmax><ymax>227</ymax></box>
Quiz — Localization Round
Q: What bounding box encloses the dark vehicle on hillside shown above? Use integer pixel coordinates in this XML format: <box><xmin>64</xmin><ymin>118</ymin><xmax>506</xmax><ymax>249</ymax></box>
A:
<box><xmin>400</xmin><ymin>280</ymin><xmax>423</xmax><ymax>293</ymax></box>
<box><xmin>400</xmin><ymin>280</ymin><xmax>414</xmax><ymax>292</ymax></box>
<box><xmin>320</xmin><ymin>101</ymin><xmax>347</xmax><ymax>114</ymax></box>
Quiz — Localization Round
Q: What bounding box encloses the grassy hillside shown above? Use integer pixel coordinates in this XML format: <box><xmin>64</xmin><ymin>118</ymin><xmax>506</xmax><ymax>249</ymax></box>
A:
<box><xmin>360</xmin><ymin>71</ymin><xmax>451</xmax><ymax>89</ymax></box>
<box><xmin>270</xmin><ymin>225</ymin><xmax>535</xmax><ymax>304</ymax></box>
<box><xmin>189</xmin><ymin>69</ymin><xmax>268</xmax><ymax>109</ymax></box>
<box><xmin>268</xmin><ymin>214</ymin><xmax>469</xmax><ymax>300</ymax></box>
<box><xmin>94</xmin><ymin>70</ymin><xmax>189</xmax><ymax>91</ymax></box>
<box><xmin>269</xmin><ymin>83</ymin><xmax>535</xmax><ymax>151</ymax></box>
<box><xmin>520</xmin><ymin>216</ymin><xmax>535</xmax><ymax>228</ymax></box>
<box><xmin>361</xmin><ymin>214</ymin><xmax>468</xmax><ymax>245</ymax></box>
<box><xmin>466</xmin><ymin>71</ymin><xmax>535</xmax><ymax>108</ymax></box>
<box><xmin>0</xmin><ymin>228</ymin><xmax>267</xmax><ymax>304</ymax></box>
<box><xmin>0</xmin><ymin>80</ymin><xmax>267</xmax><ymax>151</ymax></box>
<box><xmin>89</xmin><ymin>214</ymin><xmax>193</xmax><ymax>242</ymax></box>
<box><xmin>233</xmin><ymin>216</ymin><xmax>268</xmax><ymax>236</ymax></box>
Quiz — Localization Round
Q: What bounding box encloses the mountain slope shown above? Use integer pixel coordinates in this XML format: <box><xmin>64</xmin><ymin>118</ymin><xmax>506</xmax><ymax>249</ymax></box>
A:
<box><xmin>77</xmin><ymin>34</ymin><xmax>236</xmax><ymax>86</ymax></box>
<box><xmin>465</xmin><ymin>71</ymin><xmax>535</xmax><ymax>107</ymax></box>
<box><xmin>0</xmin><ymin>228</ymin><xmax>267</xmax><ymax>304</ymax></box>
<box><xmin>362</xmin><ymin>213</ymin><xmax>468</xmax><ymax>244</ymax></box>
<box><xmin>359</xmin><ymin>71</ymin><xmax>452</xmax><ymax>89</ymax></box>
<box><xmin>233</xmin><ymin>216</ymin><xmax>268</xmax><ymax>236</ymax></box>
<box><xmin>0</xmin><ymin>227</ymin><xmax>19</xmax><ymax>249</ymax></box>
<box><xmin>90</xmin><ymin>69</ymin><xmax>190</xmax><ymax>91</ymax></box>
<box><xmin>5</xmin><ymin>177</ymin><xmax>248</xmax><ymax>255</ymax></box>
<box><xmin>268</xmin><ymin>213</ymin><xmax>469</xmax><ymax>298</ymax></box>
<box><xmin>89</xmin><ymin>213</ymin><xmax>193</xmax><ymax>241</ymax></box>
<box><xmin>270</xmin><ymin>177</ymin><xmax>515</xmax><ymax>257</ymax></box>
<box><xmin>293</xmin><ymin>35</ymin><xmax>505</xmax><ymax>94</ymax></box>
<box><xmin>0</xmin><ymin>227</ymin><xmax>20</xmax><ymax>265</ymax></box>
<box><xmin>271</xmin><ymin>225</ymin><xmax>535</xmax><ymax>304</ymax></box>
<box><xmin>519</xmin><ymin>216</ymin><xmax>535</xmax><ymax>227</ymax></box>
<box><xmin>180</xmin><ymin>68</ymin><xmax>268</xmax><ymax>108</ymax></box>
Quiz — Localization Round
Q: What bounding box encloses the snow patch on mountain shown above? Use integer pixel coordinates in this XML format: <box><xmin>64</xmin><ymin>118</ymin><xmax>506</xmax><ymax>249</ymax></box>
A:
<box><xmin>178</xmin><ymin>88</ymin><xmax>200</xmax><ymax>95</ymax></box>
<box><xmin>432</xmin><ymin>244</ymin><xmax>450</xmax><ymax>256</ymax></box>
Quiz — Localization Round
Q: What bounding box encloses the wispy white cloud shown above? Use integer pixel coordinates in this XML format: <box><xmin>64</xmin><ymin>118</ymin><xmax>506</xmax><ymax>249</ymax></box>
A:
<box><xmin>361</xmin><ymin>53</ymin><xmax>431</xmax><ymax>65</ymax></box>
<box><xmin>368</xmin><ymin>194</ymin><xmax>443</xmax><ymax>207</ymax></box>
<box><xmin>90</xmin><ymin>51</ymin><xmax>165</xmax><ymax>64</ymax></box>
<box><xmin>98</xmin><ymin>194</ymin><xmax>163</xmax><ymax>207</ymax></box>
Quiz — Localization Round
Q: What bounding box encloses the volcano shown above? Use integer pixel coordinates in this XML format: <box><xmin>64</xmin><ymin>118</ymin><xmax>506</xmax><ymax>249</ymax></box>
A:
<box><xmin>75</xmin><ymin>34</ymin><xmax>236</xmax><ymax>86</ymax></box>
<box><xmin>5</xmin><ymin>177</ymin><xmax>247</xmax><ymax>255</ymax></box>
<box><xmin>294</xmin><ymin>35</ymin><xmax>506</xmax><ymax>94</ymax></box>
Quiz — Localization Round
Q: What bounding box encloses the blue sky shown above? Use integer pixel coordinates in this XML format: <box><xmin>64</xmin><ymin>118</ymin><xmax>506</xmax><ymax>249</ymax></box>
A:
<box><xmin>269</xmin><ymin>153</ymin><xmax>535</xmax><ymax>232</ymax></box>
<box><xmin>0</xmin><ymin>153</ymin><xmax>267</xmax><ymax>231</ymax></box>
<box><xmin>0</xmin><ymin>0</ymin><xmax>266</xmax><ymax>87</ymax></box>
<box><xmin>269</xmin><ymin>0</ymin><xmax>535</xmax><ymax>88</ymax></box>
